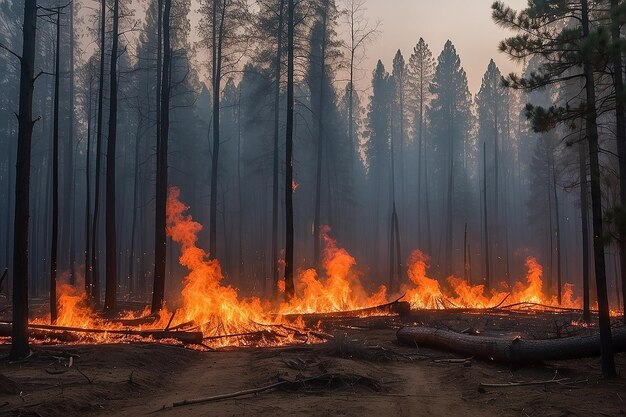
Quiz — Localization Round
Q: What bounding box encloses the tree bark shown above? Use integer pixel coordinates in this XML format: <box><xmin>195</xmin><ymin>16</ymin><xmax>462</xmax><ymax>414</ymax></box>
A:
<box><xmin>11</xmin><ymin>0</ymin><xmax>38</xmax><ymax>361</ymax></box>
<box><xmin>579</xmin><ymin>140</ymin><xmax>591</xmax><ymax>321</ymax></box>
<box><xmin>209</xmin><ymin>0</ymin><xmax>227</xmax><ymax>260</ymax></box>
<box><xmin>272</xmin><ymin>0</ymin><xmax>285</xmax><ymax>295</ymax></box>
<box><xmin>609</xmin><ymin>0</ymin><xmax>626</xmax><ymax>325</ymax></box>
<box><xmin>313</xmin><ymin>3</ymin><xmax>329</xmax><ymax>271</ymax></box>
<box><xmin>552</xmin><ymin>155</ymin><xmax>562</xmax><ymax>304</ymax></box>
<box><xmin>84</xmin><ymin>78</ymin><xmax>93</xmax><ymax>298</ymax></box>
<box><xmin>152</xmin><ymin>0</ymin><xmax>172</xmax><ymax>313</ymax></box>
<box><xmin>581</xmin><ymin>0</ymin><xmax>616</xmax><ymax>377</ymax></box>
<box><xmin>104</xmin><ymin>0</ymin><xmax>120</xmax><ymax>314</ymax></box>
<box><xmin>50</xmin><ymin>9</ymin><xmax>62</xmax><ymax>323</ymax></box>
<box><xmin>91</xmin><ymin>0</ymin><xmax>107</xmax><ymax>304</ymax></box>
<box><xmin>64</xmin><ymin>2</ymin><xmax>75</xmax><ymax>284</ymax></box>
<box><xmin>397</xmin><ymin>326</ymin><xmax>626</xmax><ymax>364</ymax></box>
<box><xmin>483</xmin><ymin>141</ymin><xmax>491</xmax><ymax>289</ymax></box>
<box><xmin>283</xmin><ymin>0</ymin><xmax>295</xmax><ymax>300</ymax></box>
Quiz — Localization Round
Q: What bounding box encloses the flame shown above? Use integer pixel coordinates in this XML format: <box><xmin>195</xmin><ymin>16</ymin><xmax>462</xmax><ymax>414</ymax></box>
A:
<box><xmin>403</xmin><ymin>249</ymin><xmax>583</xmax><ymax>310</ymax></box>
<box><xmin>22</xmin><ymin>187</ymin><xmax>620</xmax><ymax>350</ymax></box>
<box><xmin>279</xmin><ymin>226</ymin><xmax>387</xmax><ymax>315</ymax></box>
<box><xmin>160</xmin><ymin>187</ymin><xmax>270</xmax><ymax>337</ymax></box>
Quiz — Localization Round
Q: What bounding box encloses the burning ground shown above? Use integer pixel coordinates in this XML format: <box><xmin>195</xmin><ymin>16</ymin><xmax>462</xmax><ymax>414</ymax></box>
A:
<box><xmin>1</xmin><ymin>188</ymin><xmax>625</xmax><ymax>416</ymax></box>
<box><xmin>0</xmin><ymin>311</ymin><xmax>625</xmax><ymax>417</ymax></box>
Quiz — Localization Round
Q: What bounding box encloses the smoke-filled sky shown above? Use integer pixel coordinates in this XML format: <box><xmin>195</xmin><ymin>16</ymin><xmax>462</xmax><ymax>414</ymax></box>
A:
<box><xmin>356</xmin><ymin>0</ymin><xmax>527</xmax><ymax>94</ymax></box>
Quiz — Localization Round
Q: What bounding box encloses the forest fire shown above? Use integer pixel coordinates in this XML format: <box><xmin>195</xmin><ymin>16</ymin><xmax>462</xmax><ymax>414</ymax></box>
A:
<box><xmin>8</xmin><ymin>186</ymin><xmax>598</xmax><ymax>350</ymax></box>
<box><xmin>403</xmin><ymin>250</ymin><xmax>582</xmax><ymax>310</ymax></box>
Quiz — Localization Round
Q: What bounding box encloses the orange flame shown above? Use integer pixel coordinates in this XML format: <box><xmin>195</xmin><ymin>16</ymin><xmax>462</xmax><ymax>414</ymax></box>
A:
<box><xmin>279</xmin><ymin>226</ymin><xmax>387</xmax><ymax>314</ymax></box>
<box><xmin>404</xmin><ymin>249</ymin><xmax>582</xmax><ymax>309</ymax></box>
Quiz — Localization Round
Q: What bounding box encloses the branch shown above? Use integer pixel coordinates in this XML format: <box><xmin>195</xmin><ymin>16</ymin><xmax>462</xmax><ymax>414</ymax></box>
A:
<box><xmin>0</xmin><ymin>42</ymin><xmax>21</xmax><ymax>61</ymax></box>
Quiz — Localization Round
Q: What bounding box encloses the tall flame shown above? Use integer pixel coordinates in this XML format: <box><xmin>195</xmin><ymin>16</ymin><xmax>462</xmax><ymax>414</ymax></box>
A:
<box><xmin>404</xmin><ymin>249</ymin><xmax>582</xmax><ymax>309</ymax></box>
<box><xmin>279</xmin><ymin>226</ymin><xmax>387</xmax><ymax>314</ymax></box>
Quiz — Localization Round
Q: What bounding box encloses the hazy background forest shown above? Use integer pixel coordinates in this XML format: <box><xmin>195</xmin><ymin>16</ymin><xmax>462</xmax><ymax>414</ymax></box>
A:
<box><xmin>0</xmin><ymin>0</ymin><xmax>622</xmax><ymax>312</ymax></box>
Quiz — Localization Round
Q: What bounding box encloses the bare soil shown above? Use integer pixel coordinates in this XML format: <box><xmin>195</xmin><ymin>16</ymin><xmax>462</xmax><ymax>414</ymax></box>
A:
<box><xmin>1</xmin><ymin>311</ymin><xmax>625</xmax><ymax>417</ymax></box>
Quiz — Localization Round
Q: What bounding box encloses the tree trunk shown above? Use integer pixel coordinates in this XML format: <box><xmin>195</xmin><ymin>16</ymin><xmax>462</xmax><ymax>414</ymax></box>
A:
<box><xmin>552</xmin><ymin>156</ymin><xmax>562</xmax><ymax>304</ymax></box>
<box><xmin>129</xmin><ymin>114</ymin><xmax>142</xmax><ymax>296</ymax></box>
<box><xmin>92</xmin><ymin>0</ymin><xmax>107</xmax><ymax>304</ymax></box>
<box><xmin>50</xmin><ymin>10</ymin><xmax>61</xmax><ymax>323</ymax></box>
<box><xmin>152</xmin><ymin>0</ymin><xmax>172</xmax><ymax>313</ymax></box>
<box><xmin>84</xmin><ymin>79</ymin><xmax>93</xmax><ymax>298</ymax></box>
<box><xmin>209</xmin><ymin>0</ymin><xmax>227</xmax><ymax>260</ymax></box>
<box><xmin>581</xmin><ymin>0</ymin><xmax>616</xmax><ymax>377</ymax></box>
<box><xmin>11</xmin><ymin>0</ymin><xmax>37</xmax><ymax>361</ymax></box>
<box><xmin>579</xmin><ymin>140</ymin><xmax>591</xmax><ymax>321</ymax></box>
<box><xmin>271</xmin><ymin>0</ymin><xmax>285</xmax><ymax>295</ymax></box>
<box><xmin>237</xmin><ymin>87</ymin><xmax>244</xmax><ymax>285</ymax></box>
<box><xmin>104</xmin><ymin>0</ymin><xmax>120</xmax><ymax>314</ymax></box>
<box><xmin>483</xmin><ymin>142</ymin><xmax>490</xmax><ymax>289</ymax></box>
<box><xmin>609</xmin><ymin>0</ymin><xmax>626</xmax><ymax>324</ymax></box>
<box><xmin>283</xmin><ymin>0</ymin><xmax>295</xmax><ymax>300</ymax></box>
<box><xmin>313</xmin><ymin>4</ymin><xmax>328</xmax><ymax>271</ymax></box>
<box><xmin>64</xmin><ymin>2</ymin><xmax>75</xmax><ymax>283</ymax></box>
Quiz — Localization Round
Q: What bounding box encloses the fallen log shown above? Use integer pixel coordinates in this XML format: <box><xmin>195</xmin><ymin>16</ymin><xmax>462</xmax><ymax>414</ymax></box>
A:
<box><xmin>109</xmin><ymin>314</ymin><xmax>158</xmax><ymax>326</ymax></box>
<box><xmin>0</xmin><ymin>323</ymin><xmax>203</xmax><ymax>345</ymax></box>
<box><xmin>396</xmin><ymin>326</ymin><xmax>626</xmax><ymax>364</ymax></box>
<box><xmin>282</xmin><ymin>296</ymin><xmax>410</xmax><ymax>321</ymax></box>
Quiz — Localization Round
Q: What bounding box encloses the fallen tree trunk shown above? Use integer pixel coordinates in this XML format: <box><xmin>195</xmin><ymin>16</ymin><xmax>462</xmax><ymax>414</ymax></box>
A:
<box><xmin>397</xmin><ymin>326</ymin><xmax>626</xmax><ymax>364</ymax></box>
<box><xmin>282</xmin><ymin>297</ymin><xmax>410</xmax><ymax>321</ymax></box>
<box><xmin>0</xmin><ymin>323</ymin><xmax>203</xmax><ymax>345</ymax></box>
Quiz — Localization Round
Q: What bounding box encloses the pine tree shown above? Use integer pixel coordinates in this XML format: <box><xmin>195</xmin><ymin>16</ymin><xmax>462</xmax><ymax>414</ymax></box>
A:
<box><xmin>493</xmin><ymin>0</ymin><xmax>616</xmax><ymax>377</ymax></box>
<box><xmin>476</xmin><ymin>59</ymin><xmax>509</xmax><ymax>283</ymax></box>
<box><xmin>407</xmin><ymin>38</ymin><xmax>434</xmax><ymax>254</ymax></box>
<box><xmin>428</xmin><ymin>40</ymin><xmax>472</xmax><ymax>277</ymax></box>
<box><xmin>365</xmin><ymin>60</ymin><xmax>391</xmax><ymax>281</ymax></box>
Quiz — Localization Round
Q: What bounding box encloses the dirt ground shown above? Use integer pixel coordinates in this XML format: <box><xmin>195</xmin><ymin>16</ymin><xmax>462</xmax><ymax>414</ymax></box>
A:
<box><xmin>1</xmin><ymin>311</ymin><xmax>625</xmax><ymax>417</ymax></box>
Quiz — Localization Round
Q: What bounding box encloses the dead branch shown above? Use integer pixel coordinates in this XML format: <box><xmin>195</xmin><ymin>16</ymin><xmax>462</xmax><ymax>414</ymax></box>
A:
<box><xmin>0</xmin><ymin>323</ymin><xmax>203</xmax><ymax>345</ymax></box>
<box><xmin>171</xmin><ymin>381</ymin><xmax>288</xmax><ymax>407</ymax></box>
<box><xmin>281</xmin><ymin>296</ymin><xmax>410</xmax><ymax>321</ymax></box>
<box><xmin>478</xmin><ymin>378</ymin><xmax>570</xmax><ymax>389</ymax></box>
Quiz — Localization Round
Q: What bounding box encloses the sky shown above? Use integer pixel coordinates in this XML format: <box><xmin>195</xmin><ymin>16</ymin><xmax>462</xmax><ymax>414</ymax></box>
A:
<box><xmin>354</xmin><ymin>0</ymin><xmax>528</xmax><ymax>94</ymax></box>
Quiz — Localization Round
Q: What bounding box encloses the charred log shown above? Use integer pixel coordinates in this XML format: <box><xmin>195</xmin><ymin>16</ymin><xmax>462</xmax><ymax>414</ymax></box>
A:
<box><xmin>0</xmin><ymin>323</ymin><xmax>203</xmax><ymax>345</ymax></box>
<box><xmin>396</xmin><ymin>326</ymin><xmax>626</xmax><ymax>364</ymax></box>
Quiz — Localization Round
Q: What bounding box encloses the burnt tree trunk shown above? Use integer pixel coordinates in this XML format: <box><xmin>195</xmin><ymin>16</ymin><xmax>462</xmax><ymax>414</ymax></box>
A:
<box><xmin>552</xmin><ymin>155</ymin><xmax>562</xmax><ymax>304</ymax></box>
<box><xmin>609</xmin><ymin>0</ymin><xmax>626</xmax><ymax>324</ymax></box>
<box><xmin>579</xmin><ymin>140</ymin><xmax>591</xmax><ymax>321</ymax></box>
<box><xmin>283</xmin><ymin>0</ymin><xmax>295</xmax><ymax>300</ymax></box>
<box><xmin>91</xmin><ymin>0</ymin><xmax>107</xmax><ymax>304</ymax></box>
<box><xmin>313</xmin><ymin>3</ymin><xmax>328</xmax><ymax>271</ymax></box>
<box><xmin>11</xmin><ymin>0</ymin><xmax>38</xmax><ymax>361</ymax></box>
<box><xmin>397</xmin><ymin>326</ymin><xmax>626</xmax><ymax>364</ymax></box>
<box><xmin>483</xmin><ymin>141</ymin><xmax>490</xmax><ymax>289</ymax></box>
<box><xmin>209</xmin><ymin>0</ymin><xmax>227</xmax><ymax>260</ymax></box>
<box><xmin>50</xmin><ymin>9</ymin><xmax>62</xmax><ymax>323</ymax></box>
<box><xmin>152</xmin><ymin>0</ymin><xmax>171</xmax><ymax>313</ymax></box>
<box><xmin>104</xmin><ymin>0</ymin><xmax>120</xmax><ymax>314</ymax></box>
<box><xmin>84</xmin><ymin>77</ymin><xmax>93</xmax><ymax>297</ymax></box>
<box><xmin>581</xmin><ymin>0</ymin><xmax>616</xmax><ymax>377</ymax></box>
<box><xmin>271</xmin><ymin>0</ymin><xmax>285</xmax><ymax>295</ymax></box>
<box><xmin>65</xmin><ymin>2</ymin><xmax>76</xmax><ymax>284</ymax></box>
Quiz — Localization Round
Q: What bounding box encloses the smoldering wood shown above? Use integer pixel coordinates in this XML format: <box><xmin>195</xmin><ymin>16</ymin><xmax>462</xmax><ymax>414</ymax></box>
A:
<box><xmin>0</xmin><ymin>322</ymin><xmax>203</xmax><ymax>344</ymax></box>
<box><xmin>281</xmin><ymin>298</ymin><xmax>410</xmax><ymax>321</ymax></box>
<box><xmin>396</xmin><ymin>325</ymin><xmax>626</xmax><ymax>364</ymax></box>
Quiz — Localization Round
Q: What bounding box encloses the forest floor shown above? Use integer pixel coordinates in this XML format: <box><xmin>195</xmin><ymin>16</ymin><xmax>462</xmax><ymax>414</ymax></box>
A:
<box><xmin>0</xmin><ymin>310</ymin><xmax>625</xmax><ymax>417</ymax></box>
